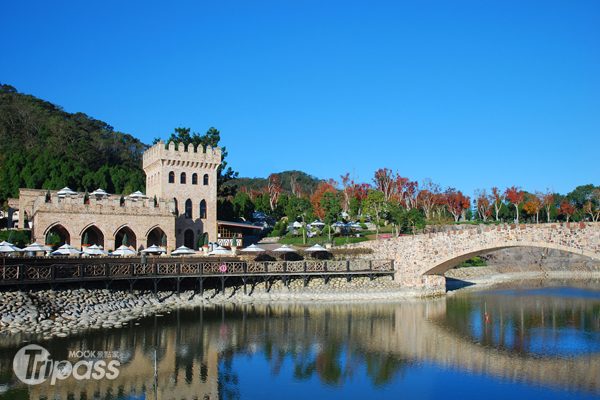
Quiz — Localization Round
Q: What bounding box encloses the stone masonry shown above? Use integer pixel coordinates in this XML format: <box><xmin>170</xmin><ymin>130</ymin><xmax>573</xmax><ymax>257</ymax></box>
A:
<box><xmin>14</xmin><ymin>141</ymin><xmax>221</xmax><ymax>252</ymax></box>
<box><xmin>143</xmin><ymin>140</ymin><xmax>220</xmax><ymax>248</ymax></box>
<box><xmin>350</xmin><ymin>222</ymin><xmax>600</xmax><ymax>293</ymax></box>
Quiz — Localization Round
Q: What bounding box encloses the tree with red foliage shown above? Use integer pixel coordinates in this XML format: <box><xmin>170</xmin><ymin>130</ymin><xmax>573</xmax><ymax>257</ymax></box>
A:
<box><xmin>490</xmin><ymin>187</ymin><xmax>504</xmax><ymax>221</ymax></box>
<box><xmin>290</xmin><ymin>174</ymin><xmax>302</xmax><ymax>197</ymax></box>
<box><xmin>557</xmin><ymin>200</ymin><xmax>576</xmax><ymax>222</ymax></box>
<box><xmin>418</xmin><ymin>178</ymin><xmax>440</xmax><ymax>219</ymax></box>
<box><xmin>540</xmin><ymin>189</ymin><xmax>554</xmax><ymax>222</ymax></box>
<box><xmin>445</xmin><ymin>188</ymin><xmax>471</xmax><ymax>222</ymax></box>
<box><xmin>240</xmin><ymin>187</ymin><xmax>265</xmax><ymax>201</ymax></box>
<box><xmin>309</xmin><ymin>180</ymin><xmax>338</xmax><ymax>220</ymax></box>
<box><xmin>340</xmin><ymin>172</ymin><xmax>355</xmax><ymax>212</ymax></box>
<box><xmin>523</xmin><ymin>192</ymin><xmax>542</xmax><ymax>223</ymax></box>
<box><xmin>373</xmin><ymin>168</ymin><xmax>397</xmax><ymax>201</ymax></box>
<box><xmin>267</xmin><ymin>174</ymin><xmax>281</xmax><ymax>212</ymax></box>
<box><xmin>474</xmin><ymin>189</ymin><xmax>492</xmax><ymax>221</ymax></box>
<box><xmin>505</xmin><ymin>186</ymin><xmax>525</xmax><ymax>223</ymax></box>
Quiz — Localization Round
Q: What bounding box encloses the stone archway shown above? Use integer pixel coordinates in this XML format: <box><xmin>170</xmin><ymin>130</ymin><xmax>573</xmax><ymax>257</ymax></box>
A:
<box><xmin>147</xmin><ymin>227</ymin><xmax>166</xmax><ymax>248</ymax></box>
<box><xmin>81</xmin><ymin>225</ymin><xmax>105</xmax><ymax>248</ymax></box>
<box><xmin>115</xmin><ymin>226</ymin><xmax>137</xmax><ymax>250</ymax></box>
<box><xmin>45</xmin><ymin>224</ymin><xmax>71</xmax><ymax>249</ymax></box>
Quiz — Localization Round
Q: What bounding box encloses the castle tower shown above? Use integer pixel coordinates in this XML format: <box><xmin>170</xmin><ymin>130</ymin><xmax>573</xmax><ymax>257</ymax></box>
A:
<box><xmin>143</xmin><ymin>140</ymin><xmax>221</xmax><ymax>249</ymax></box>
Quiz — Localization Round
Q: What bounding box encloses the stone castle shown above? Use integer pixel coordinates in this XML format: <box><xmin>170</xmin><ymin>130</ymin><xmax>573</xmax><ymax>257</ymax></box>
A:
<box><xmin>10</xmin><ymin>140</ymin><xmax>220</xmax><ymax>252</ymax></box>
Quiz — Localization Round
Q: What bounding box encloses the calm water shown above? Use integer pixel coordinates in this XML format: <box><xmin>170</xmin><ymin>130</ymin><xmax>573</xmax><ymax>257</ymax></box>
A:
<box><xmin>1</xmin><ymin>279</ymin><xmax>600</xmax><ymax>399</ymax></box>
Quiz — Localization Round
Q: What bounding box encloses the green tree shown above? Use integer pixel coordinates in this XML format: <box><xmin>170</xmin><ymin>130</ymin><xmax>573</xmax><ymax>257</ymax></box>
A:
<box><xmin>232</xmin><ymin>191</ymin><xmax>255</xmax><ymax>221</ymax></box>
<box><xmin>362</xmin><ymin>190</ymin><xmax>387</xmax><ymax>239</ymax></box>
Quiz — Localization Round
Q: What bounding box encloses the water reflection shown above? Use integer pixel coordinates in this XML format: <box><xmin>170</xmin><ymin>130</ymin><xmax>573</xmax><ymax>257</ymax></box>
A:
<box><xmin>0</xmin><ymin>280</ymin><xmax>598</xmax><ymax>399</ymax></box>
<box><xmin>443</xmin><ymin>280</ymin><xmax>600</xmax><ymax>357</ymax></box>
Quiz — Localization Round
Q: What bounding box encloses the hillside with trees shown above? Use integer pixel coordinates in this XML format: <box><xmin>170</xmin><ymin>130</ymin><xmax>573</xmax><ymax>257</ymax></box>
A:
<box><xmin>0</xmin><ymin>83</ymin><xmax>147</xmax><ymax>200</ymax></box>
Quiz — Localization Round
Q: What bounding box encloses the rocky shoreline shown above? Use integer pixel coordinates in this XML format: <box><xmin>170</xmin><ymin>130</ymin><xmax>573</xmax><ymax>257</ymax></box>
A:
<box><xmin>0</xmin><ymin>276</ymin><xmax>426</xmax><ymax>338</ymax></box>
<box><xmin>3</xmin><ymin>267</ymin><xmax>599</xmax><ymax>339</ymax></box>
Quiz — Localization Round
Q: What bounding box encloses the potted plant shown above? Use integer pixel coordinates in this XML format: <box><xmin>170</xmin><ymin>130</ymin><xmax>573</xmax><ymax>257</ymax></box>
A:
<box><xmin>202</xmin><ymin>234</ymin><xmax>209</xmax><ymax>254</ymax></box>
<box><xmin>231</xmin><ymin>234</ymin><xmax>238</xmax><ymax>255</ymax></box>
<box><xmin>82</xmin><ymin>232</ymin><xmax>90</xmax><ymax>250</ymax></box>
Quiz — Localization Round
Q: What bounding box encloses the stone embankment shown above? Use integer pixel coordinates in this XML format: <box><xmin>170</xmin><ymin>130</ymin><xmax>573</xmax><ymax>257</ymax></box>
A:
<box><xmin>445</xmin><ymin>262</ymin><xmax>600</xmax><ymax>290</ymax></box>
<box><xmin>0</xmin><ymin>276</ymin><xmax>429</xmax><ymax>338</ymax></box>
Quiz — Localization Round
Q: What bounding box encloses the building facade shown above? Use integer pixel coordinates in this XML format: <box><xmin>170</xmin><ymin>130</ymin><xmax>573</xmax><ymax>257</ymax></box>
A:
<box><xmin>13</xmin><ymin>141</ymin><xmax>220</xmax><ymax>252</ymax></box>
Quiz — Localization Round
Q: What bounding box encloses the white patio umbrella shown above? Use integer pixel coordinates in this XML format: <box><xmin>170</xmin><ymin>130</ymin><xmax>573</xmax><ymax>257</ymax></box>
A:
<box><xmin>127</xmin><ymin>191</ymin><xmax>149</xmax><ymax>200</ymax></box>
<box><xmin>172</xmin><ymin>245</ymin><xmax>196</xmax><ymax>261</ymax></box>
<box><xmin>111</xmin><ymin>245</ymin><xmax>137</xmax><ymax>256</ymax></box>
<box><xmin>240</xmin><ymin>244</ymin><xmax>266</xmax><ymax>253</ymax></box>
<box><xmin>140</xmin><ymin>245</ymin><xmax>164</xmax><ymax>254</ymax></box>
<box><xmin>291</xmin><ymin>221</ymin><xmax>302</xmax><ymax>228</ymax></box>
<box><xmin>0</xmin><ymin>241</ymin><xmax>23</xmax><ymax>264</ymax></box>
<box><xmin>57</xmin><ymin>187</ymin><xmax>77</xmax><ymax>197</ymax></box>
<box><xmin>51</xmin><ymin>244</ymin><xmax>83</xmax><ymax>256</ymax></box>
<box><xmin>208</xmin><ymin>245</ymin><xmax>232</xmax><ymax>256</ymax></box>
<box><xmin>22</xmin><ymin>242</ymin><xmax>53</xmax><ymax>253</ymax></box>
<box><xmin>309</xmin><ymin>220</ymin><xmax>325</xmax><ymax>227</ymax></box>
<box><xmin>83</xmin><ymin>244</ymin><xmax>108</xmax><ymax>255</ymax></box>
<box><xmin>304</xmin><ymin>244</ymin><xmax>330</xmax><ymax>259</ymax></box>
<box><xmin>331</xmin><ymin>221</ymin><xmax>347</xmax><ymax>227</ymax></box>
<box><xmin>171</xmin><ymin>245</ymin><xmax>196</xmax><ymax>255</ymax></box>
<box><xmin>90</xmin><ymin>188</ymin><xmax>110</xmax><ymax>198</ymax></box>
<box><xmin>272</xmin><ymin>244</ymin><xmax>296</xmax><ymax>260</ymax></box>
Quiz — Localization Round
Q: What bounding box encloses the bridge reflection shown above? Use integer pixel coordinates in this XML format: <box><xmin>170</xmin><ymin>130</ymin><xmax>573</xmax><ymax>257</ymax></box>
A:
<box><xmin>0</xmin><ymin>294</ymin><xmax>599</xmax><ymax>398</ymax></box>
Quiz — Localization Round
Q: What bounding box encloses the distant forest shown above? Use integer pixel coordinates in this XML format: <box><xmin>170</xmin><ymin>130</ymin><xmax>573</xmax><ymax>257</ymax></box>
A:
<box><xmin>0</xmin><ymin>83</ymin><xmax>148</xmax><ymax>201</ymax></box>
<box><xmin>0</xmin><ymin>83</ymin><xmax>322</xmax><ymax>203</ymax></box>
<box><xmin>224</xmin><ymin>170</ymin><xmax>322</xmax><ymax>196</ymax></box>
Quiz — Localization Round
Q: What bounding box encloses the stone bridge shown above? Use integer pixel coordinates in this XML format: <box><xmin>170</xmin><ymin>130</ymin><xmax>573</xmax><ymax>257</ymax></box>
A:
<box><xmin>357</xmin><ymin>222</ymin><xmax>600</xmax><ymax>292</ymax></box>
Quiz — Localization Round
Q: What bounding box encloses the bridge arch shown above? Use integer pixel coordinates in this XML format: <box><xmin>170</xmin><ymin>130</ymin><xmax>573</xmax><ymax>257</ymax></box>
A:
<box><xmin>359</xmin><ymin>222</ymin><xmax>600</xmax><ymax>290</ymax></box>
<box><xmin>424</xmin><ymin>241</ymin><xmax>599</xmax><ymax>275</ymax></box>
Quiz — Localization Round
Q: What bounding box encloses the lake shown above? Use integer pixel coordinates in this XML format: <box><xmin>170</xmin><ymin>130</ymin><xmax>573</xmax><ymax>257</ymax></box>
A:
<box><xmin>1</xmin><ymin>279</ymin><xmax>599</xmax><ymax>399</ymax></box>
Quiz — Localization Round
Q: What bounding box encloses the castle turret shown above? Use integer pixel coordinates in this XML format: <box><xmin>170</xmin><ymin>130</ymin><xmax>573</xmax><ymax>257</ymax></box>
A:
<box><xmin>143</xmin><ymin>140</ymin><xmax>220</xmax><ymax>248</ymax></box>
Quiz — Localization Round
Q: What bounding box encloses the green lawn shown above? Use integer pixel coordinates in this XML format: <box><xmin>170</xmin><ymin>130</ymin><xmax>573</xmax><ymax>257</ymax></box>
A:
<box><xmin>278</xmin><ymin>235</ymin><xmax>369</xmax><ymax>247</ymax></box>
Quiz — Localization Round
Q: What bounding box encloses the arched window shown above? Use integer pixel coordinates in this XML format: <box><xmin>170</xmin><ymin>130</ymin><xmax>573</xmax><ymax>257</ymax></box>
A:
<box><xmin>203</xmin><ymin>174</ymin><xmax>209</xmax><ymax>185</ymax></box>
<box><xmin>180</xmin><ymin>172</ymin><xmax>186</xmax><ymax>184</ymax></box>
<box><xmin>173</xmin><ymin>198</ymin><xmax>178</xmax><ymax>216</ymax></box>
<box><xmin>200</xmin><ymin>200</ymin><xmax>207</xmax><ymax>219</ymax></box>
<box><xmin>192</xmin><ymin>173</ymin><xmax>198</xmax><ymax>185</ymax></box>
<box><xmin>185</xmin><ymin>199</ymin><xmax>192</xmax><ymax>219</ymax></box>
<box><xmin>168</xmin><ymin>171</ymin><xmax>175</xmax><ymax>183</ymax></box>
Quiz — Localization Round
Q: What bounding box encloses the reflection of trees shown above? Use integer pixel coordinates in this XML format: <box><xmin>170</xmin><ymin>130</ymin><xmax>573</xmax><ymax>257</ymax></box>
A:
<box><xmin>219</xmin><ymin>352</ymin><xmax>241</xmax><ymax>400</ymax></box>
<box><xmin>363</xmin><ymin>352</ymin><xmax>408</xmax><ymax>388</ymax></box>
<box><xmin>443</xmin><ymin>285</ymin><xmax>600</xmax><ymax>355</ymax></box>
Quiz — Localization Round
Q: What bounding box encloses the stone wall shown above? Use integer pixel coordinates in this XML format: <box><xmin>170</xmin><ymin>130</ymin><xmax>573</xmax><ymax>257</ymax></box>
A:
<box><xmin>143</xmin><ymin>140</ymin><xmax>219</xmax><ymax>246</ymax></box>
<box><xmin>29</xmin><ymin>190</ymin><xmax>176</xmax><ymax>251</ymax></box>
<box><xmin>347</xmin><ymin>222</ymin><xmax>600</xmax><ymax>292</ymax></box>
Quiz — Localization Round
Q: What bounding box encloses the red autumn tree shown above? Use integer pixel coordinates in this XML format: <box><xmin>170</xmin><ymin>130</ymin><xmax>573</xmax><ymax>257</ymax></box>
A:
<box><xmin>557</xmin><ymin>200</ymin><xmax>576</xmax><ymax>222</ymax></box>
<box><xmin>474</xmin><ymin>189</ymin><xmax>492</xmax><ymax>221</ymax></box>
<box><xmin>445</xmin><ymin>188</ymin><xmax>471</xmax><ymax>222</ymax></box>
<box><xmin>373</xmin><ymin>168</ymin><xmax>397</xmax><ymax>201</ymax></box>
<box><xmin>418</xmin><ymin>178</ymin><xmax>441</xmax><ymax>219</ymax></box>
<box><xmin>540</xmin><ymin>188</ymin><xmax>554</xmax><ymax>222</ymax></box>
<box><xmin>490</xmin><ymin>187</ymin><xmax>505</xmax><ymax>221</ymax></box>
<box><xmin>309</xmin><ymin>179</ymin><xmax>338</xmax><ymax>220</ymax></box>
<box><xmin>505</xmin><ymin>186</ymin><xmax>525</xmax><ymax>223</ymax></box>
<box><xmin>523</xmin><ymin>192</ymin><xmax>542</xmax><ymax>223</ymax></box>
<box><xmin>290</xmin><ymin>174</ymin><xmax>302</xmax><ymax>197</ymax></box>
<box><xmin>267</xmin><ymin>173</ymin><xmax>282</xmax><ymax>211</ymax></box>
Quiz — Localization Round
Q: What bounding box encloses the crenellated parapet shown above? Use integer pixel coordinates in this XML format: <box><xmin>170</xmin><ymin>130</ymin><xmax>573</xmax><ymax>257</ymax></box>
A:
<box><xmin>142</xmin><ymin>140</ymin><xmax>222</xmax><ymax>170</ymax></box>
<box><xmin>28</xmin><ymin>190</ymin><xmax>176</xmax><ymax>218</ymax></box>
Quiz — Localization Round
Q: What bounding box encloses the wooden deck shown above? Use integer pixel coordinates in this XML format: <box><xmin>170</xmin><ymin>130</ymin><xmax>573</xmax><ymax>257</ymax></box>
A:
<box><xmin>0</xmin><ymin>257</ymin><xmax>394</xmax><ymax>294</ymax></box>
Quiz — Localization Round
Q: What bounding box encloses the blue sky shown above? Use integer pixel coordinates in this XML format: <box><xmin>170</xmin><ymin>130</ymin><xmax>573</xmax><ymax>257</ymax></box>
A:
<box><xmin>1</xmin><ymin>1</ymin><xmax>598</xmax><ymax>197</ymax></box>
